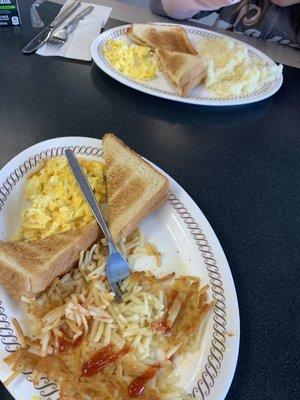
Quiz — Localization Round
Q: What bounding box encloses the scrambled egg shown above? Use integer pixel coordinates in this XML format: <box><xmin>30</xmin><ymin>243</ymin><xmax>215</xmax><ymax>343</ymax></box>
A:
<box><xmin>16</xmin><ymin>157</ymin><xmax>106</xmax><ymax>241</ymax></box>
<box><xmin>103</xmin><ymin>39</ymin><xmax>157</xmax><ymax>81</ymax></box>
<box><xmin>197</xmin><ymin>37</ymin><xmax>283</xmax><ymax>97</ymax></box>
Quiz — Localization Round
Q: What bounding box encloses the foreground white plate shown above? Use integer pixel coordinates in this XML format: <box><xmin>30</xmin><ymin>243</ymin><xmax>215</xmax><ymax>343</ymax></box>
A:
<box><xmin>91</xmin><ymin>23</ymin><xmax>283</xmax><ymax>106</ymax></box>
<box><xmin>0</xmin><ymin>137</ymin><xmax>240</xmax><ymax>400</ymax></box>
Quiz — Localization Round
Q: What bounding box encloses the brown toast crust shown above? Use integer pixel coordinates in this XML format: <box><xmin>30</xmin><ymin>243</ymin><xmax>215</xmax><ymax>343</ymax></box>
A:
<box><xmin>127</xmin><ymin>24</ymin><xmax>205</xmax><ymax>96</ymax></box>
<box><xmin>0</xmin><ymin>258</ymin><xmax>30</xmax><ymax>301</ymax></box>
<box><xmin>127</xmin><ymin>25</ymin><xmax>147</xmax><ymax>46</ymax></box>
<box><xmin>156</xmin><ymin>48</ymin><xmax>206</xmax><ymax>96</ymax></box>
<box><xmin>103</xmin><ymin>133</ymin><xmax>169</xmax><ymax>242</ymax></box>
<box><xmin>179</xmin><ymin>72</ymin><xmax>206</xmax><ymax>97</ymax></box>
<box><xmin>127</xmin><ymin>24</ymin><xmax>197</xmax><ymax>55</ymax></box>
<box><xmin>146</xmin><ymin>27</ymin><xmax>197</xmax><ymax>55</ymax></box>
<box><xmin>0</xmin><ymin>223</ymin><xmax>100</xmax><ymax>300</ymax></box>
<box><xmin>117</xmin><ymin>182</ymin><xmax>169</xmax><ymax>241</ymax></box>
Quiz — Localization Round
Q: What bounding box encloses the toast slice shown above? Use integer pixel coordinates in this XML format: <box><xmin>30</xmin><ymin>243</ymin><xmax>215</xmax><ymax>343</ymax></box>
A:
<box><xmin>156</xmin><ymin>48</ymin><xmax>206</xmax><ymax>96</ymax></box>
<box><xmin>0</xmin><ymin>222</ymin><xmax>100</xmax><ymax>300</ymax></box>
<box><xmin>102</xmin><ymin>133</ymin><xmax>169</xmax><ymax>242</ymax></box>
<box><xmin>127</xmin><ymin>23</ymin><xmax>197</xmax><ymax>55</ymax></box>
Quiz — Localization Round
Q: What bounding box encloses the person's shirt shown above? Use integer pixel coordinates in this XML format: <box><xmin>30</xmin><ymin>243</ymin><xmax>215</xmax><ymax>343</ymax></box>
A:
<box><xmin>150</xmin><ymin>0</ymin><xmax>300</xmax><ymax>48</ymax></box>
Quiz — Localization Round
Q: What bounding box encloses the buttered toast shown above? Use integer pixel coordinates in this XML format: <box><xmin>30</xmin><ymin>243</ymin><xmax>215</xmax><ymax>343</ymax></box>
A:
<box><xmin>156</xmin><ymin>48</ymin><xmax>206</xmax><ymax>97</ymax></box>
<box><xmin>103</xmin><ymin>133</ymin><xmax>169</xmax><ymax>242</ymax></box>
<box><xmin>127</xmin><ymin>23</ymin><xmax>197</xmax><ymax>55</ymax></box>
<box><xmin>0</xmin><ymin>223</ymin><xmax>100</xmax><ymax>300</ymax></box>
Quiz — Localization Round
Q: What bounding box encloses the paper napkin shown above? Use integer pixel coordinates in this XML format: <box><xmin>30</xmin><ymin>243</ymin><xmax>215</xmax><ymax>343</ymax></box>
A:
<box><xmin>37</xmin><ymin>1</ymin><xmax>112</xmax><ymax>61</ymax></box>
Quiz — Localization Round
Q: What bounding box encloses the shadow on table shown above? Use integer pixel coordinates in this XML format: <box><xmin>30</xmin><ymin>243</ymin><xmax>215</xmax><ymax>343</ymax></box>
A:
<box><xmin>90</xmin><ymin>63</ymin><xmax>273</xmax><ymax>127</ymax></box>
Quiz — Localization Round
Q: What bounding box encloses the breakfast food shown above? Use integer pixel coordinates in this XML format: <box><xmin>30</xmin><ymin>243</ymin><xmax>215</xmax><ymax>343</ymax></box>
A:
<box><xmin>102</xmin><ymin>23</ymin><xmax>282</xmax><ymax>100</ymax></box>
<box><xmin>0</xmin><ymin>222</ymin><xmax>100</xmax><ymax>300</ymax></box>
<box><xmin>16</xmin><ymin>157</ymin><xmax>106</xmax><ymax>241</ymax></box>
<box><xmin>0</xmin><ymin>134</ymin><xmax>213</xmax><ymax>399</ymax></box>
<box><xmin>125</xmin><ymin>23</ymin><xmax>204</xmax><ymax>96</ymax></box>
<box><xmin>103</xmin><ymin>24</ymin><xmax>206</xmax><ymax>96</ymax></box>
<box><xmin>197</xmin><ymin>36</ymin><xmax>283</xmax><ymax>97</ymax></box>
<box><xmin>127</xmin><ymin>23</ymin><xmax>197</xmax><ymax>55</ymax></box>
<box><xmin>156</xmin><ymin>48</ymin><xmax>206</xmax><ymax>97</ymax></box>
<box><xmin>0</xmin><ymin>134</ymin><xmax>169</xmax><ymax>301</ymax></box>
<box><xmin>4</xmin><ymin>230</ymin><xmax>213</xmax><ymax>399</ymax></box>
<box><xmin>103</xmin><ymin>133</ymin><xmax>169</xmax><ymax>242</ymax></box>
<box><xmin>103</xmin><ymin>39</ymin><xmax>157</xmax><ymax>81</ymax></box>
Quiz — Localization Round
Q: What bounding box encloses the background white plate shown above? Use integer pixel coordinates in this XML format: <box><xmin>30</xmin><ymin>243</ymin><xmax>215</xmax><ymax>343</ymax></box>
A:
<box><xmin>0</xmin><ymin>137</ymin><xmax>240</xmax><ymax>400</ymax></box>
<box><xmin>91</xmin><ymin>23</ymin><xmax>283</xmax><ymax>106</ymax></box>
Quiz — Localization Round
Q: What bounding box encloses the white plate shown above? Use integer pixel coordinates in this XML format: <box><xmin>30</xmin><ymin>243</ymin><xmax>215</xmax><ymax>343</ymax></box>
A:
<box><xmin>0</xmin><ymin>137</ymin><xmax>240</xmax><ymax>400</ymax></box>
<box><xmin>91</xmin><ymin>23</ymin><xmax>283</xmax><ymax>106</ymax></box>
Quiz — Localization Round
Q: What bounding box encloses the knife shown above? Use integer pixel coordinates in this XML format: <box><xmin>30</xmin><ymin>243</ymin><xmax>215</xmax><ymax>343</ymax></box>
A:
<box><xmin>22</xmin><ymin>1</ymin><xmax>81</xmax><ymax>54</ymax></box>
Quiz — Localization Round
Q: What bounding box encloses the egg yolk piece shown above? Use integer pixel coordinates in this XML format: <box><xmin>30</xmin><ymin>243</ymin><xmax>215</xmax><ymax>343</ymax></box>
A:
<box><xmin>104</xmin><ymin>39</ymin><xmax>157</xmax><ymax>81</ymax></box>
<box><xmin>16</xmin><ymin>157</ymin><xmax>106</xmax><ymax>241</ymax></box>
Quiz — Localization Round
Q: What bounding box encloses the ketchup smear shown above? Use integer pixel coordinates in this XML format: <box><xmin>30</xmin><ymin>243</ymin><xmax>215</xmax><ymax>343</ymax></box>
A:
<box><xmin>82</xmin><ymin>343</ymin><xmax>130</xmax><ymax>377</ymax></box>
<box><xmin>128</xmin><ymin>366</ymin><xmax>159</xmax><ymax>397</ymax></box>
<box><xmin>150</xmin><ymin>290</ymin><xmax>179</xmax><ymax>335</ymax></box>
<box><xmin>58</xmin><ymin>336</ymin><xmax>82</xmax><ymax>353</ymax></box>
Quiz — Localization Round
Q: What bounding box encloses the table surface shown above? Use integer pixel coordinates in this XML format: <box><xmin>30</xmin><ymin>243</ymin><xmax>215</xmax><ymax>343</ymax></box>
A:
<box><xmin>0</xmin><ymin>1</ymin><xmax>299</xmax><ymax>400</ymax></box>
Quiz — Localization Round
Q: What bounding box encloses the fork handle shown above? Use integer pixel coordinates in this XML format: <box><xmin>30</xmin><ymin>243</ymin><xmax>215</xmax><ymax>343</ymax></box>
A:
<box><xmin>63</xmin><ymin>5</ymin><xmax>93</xmax><ymax>30</ymax></box>
<box><xmin>65</xmin><ymin>149</ymin><xmax>114</xmax><ymax>246</ymax></box>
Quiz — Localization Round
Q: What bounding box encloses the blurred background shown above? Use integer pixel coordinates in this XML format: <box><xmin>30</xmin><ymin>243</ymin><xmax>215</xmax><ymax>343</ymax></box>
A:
<box><xmin>119</xmin><ymin>0</ymin><xmax>149</xmax><ymax>6</ymax></box>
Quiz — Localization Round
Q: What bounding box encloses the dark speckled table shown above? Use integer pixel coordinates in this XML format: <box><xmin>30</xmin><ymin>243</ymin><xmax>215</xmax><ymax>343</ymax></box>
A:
<box><xmin>0</xmin><ymin>1</ymin><xmax>299</xmax><ymax>400</ymax></box>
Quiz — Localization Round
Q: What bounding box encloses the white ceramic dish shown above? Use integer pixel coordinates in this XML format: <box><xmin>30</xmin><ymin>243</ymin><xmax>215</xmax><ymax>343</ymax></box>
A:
<box><xmin>91</xmin><ymin>23</ymin><xmax>283</xmax><ymax>106</ymax></box>
<box><xmin>0</xmin><ymin>137</ymin><xmax>240</xmax><ymax>400</ymax></box>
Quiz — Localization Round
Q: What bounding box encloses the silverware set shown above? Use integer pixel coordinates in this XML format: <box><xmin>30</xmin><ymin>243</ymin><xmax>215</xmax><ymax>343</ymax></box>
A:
<box><xmin>49</xmin><ymin>5</ymin><xmax>93</xmax><ymax>44</ymax></box>
<box><xmin>22</xmin><ymin>1</ymin><xmax>94</xmax><ymax>53</ymax></box>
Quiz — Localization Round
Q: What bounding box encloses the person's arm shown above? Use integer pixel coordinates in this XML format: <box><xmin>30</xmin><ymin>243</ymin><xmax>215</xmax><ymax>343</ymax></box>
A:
<box><xmin>150</xmin><ymin>0</ymin><xmax>169</xmax><ymax>17</ymax></box>
<box><xmin>271</xmin><ymin>0</ymin><xmax>299</xmax><ymax>5</ymax></box>
<box><xmin>151</xmin><ymin>0</ymin><xmax>241</xmax><ymax>20</ymax></box>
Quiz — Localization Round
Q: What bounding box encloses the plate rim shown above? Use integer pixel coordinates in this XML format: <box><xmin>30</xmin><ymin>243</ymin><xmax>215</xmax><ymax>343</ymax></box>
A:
<box><xmin>91</xmin><ymin>22</ymin><xmax>283</xmax><ymax>106</ymax></box>
<box><xmin>0</xmin><ymin>136</ymin><xmax>240</xmax><ymax>400</ymax></box>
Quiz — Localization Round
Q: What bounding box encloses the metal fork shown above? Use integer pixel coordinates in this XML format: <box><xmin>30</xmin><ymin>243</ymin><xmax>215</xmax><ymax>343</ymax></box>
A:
<box><xmin>49</xmin><ymin>5</ymin><xmax>93</xmax><ymax>44</ymax></box>
<box><xmin>65</xmin><ymin>149</ymin><xmax>130</xmax><ymax>301</ymax></box>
